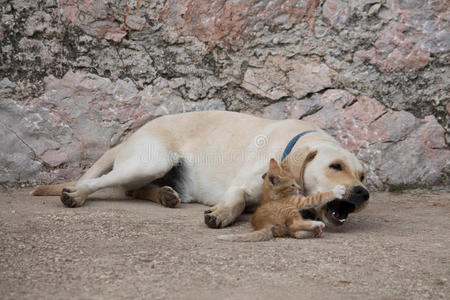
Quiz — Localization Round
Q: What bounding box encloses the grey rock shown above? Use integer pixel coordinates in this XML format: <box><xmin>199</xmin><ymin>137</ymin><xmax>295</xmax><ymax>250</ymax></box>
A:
<box><xmin>0</xmin><ymin>0</ymin><xmax>448</xmax><ymax>188</ymax></box>
<box><xmin>0</xmin><ymin>71</ymin><xmax>225</xmax><ymax>183</ymax></box>
<box><xmin>0</xmin><ymin>122</ymin><xmax>42</xmax><ymax>183</ymax></box>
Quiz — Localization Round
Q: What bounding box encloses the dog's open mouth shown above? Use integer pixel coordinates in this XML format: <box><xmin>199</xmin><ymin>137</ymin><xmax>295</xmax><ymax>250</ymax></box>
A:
<box><xmin>299</xmin><ymin>199</ymin><xmax>356</xmax><ymax>226</ymax></box>
<box><xmin>325</xmin><ymin>200</ymin><xmax>356</xmax><ymax>226</ymax></box>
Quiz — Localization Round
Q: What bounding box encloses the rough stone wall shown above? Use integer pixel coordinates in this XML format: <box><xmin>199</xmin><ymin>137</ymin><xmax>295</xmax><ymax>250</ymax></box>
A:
<box><xmin>0</xmin><ymin>0</ymin><xmax>449</xmax><ymax>190</ymax></box>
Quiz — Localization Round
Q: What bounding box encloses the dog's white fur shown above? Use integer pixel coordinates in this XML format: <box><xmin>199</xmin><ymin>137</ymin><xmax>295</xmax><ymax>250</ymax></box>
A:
<box><xmin>33</xmin><ymin>111</ymin><xmax>368</xmax><ymax>228</ymax></box>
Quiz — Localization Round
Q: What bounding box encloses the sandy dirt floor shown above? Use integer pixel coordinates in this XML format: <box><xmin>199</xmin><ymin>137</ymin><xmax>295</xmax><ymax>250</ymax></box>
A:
<box><xmin>0</xmin><ymin>188</ymin><xmax>449</xmax><ymax>299</ymax></box>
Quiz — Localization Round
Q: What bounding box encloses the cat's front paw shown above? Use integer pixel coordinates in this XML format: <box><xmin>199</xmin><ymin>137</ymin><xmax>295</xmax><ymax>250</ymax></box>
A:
<box><xmin>332</xmin><ymin>185</ymin><xmax>346</xmax><ymax>199</ymax></box>
<box><xmin>310</xmin><ymin>221</ymin><xmax>325</xmax><ymax>238</ymax></box>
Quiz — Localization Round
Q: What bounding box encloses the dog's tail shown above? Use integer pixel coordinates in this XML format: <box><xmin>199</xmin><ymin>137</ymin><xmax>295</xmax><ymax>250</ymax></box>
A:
<box><xmin>217</xmin><ymin>227</ymin><xmax>274</xmax><ymax>242</ymax></box>
<box><xmin>31</xmin><ymin>182</ymin><xmax>76</xmax><ymax>196</ymax></box>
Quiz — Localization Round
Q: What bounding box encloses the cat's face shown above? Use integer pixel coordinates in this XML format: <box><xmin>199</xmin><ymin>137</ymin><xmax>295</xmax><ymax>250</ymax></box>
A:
<box><xmin>265</xmin><ymin>158</ymin><xmax>301</xmax><ymax>198</ymax></box>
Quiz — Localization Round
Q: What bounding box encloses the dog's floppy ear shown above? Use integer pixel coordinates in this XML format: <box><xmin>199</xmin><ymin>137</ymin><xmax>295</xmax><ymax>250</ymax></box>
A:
<box><xmin>286</xmin><ymin>148</ymin><xmax>317</xmax><ymax>191</ymax></box>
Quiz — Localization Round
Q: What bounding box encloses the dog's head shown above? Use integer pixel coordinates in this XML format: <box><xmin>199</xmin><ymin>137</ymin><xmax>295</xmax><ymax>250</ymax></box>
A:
<box><xmin>287</xmin><ymin>143</ymin><xmax>369</xmax><ymax>227</ymax></box>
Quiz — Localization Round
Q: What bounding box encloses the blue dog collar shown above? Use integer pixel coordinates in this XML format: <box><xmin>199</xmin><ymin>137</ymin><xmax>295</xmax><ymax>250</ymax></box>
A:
<box><xmin>262</xmin><ymin>130</ymin><xmax>316</xmax><ymax>179</ymax></box>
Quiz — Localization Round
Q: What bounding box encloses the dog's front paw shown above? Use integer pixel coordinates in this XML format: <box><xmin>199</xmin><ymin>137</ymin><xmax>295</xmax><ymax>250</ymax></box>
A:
<box><xmin>332</xmin><ymin>185</ymin><xmax>346</xmax><ymax>199</ymax></box>
<box><xmin>61</xmin><ymin>187</ymin><xmax>87</xmax><ymax>208</ymax></box>
<box><xmin>204</xmin><ymin>206</ymin><xmax>234</xmax><ymax>228</ymax></box>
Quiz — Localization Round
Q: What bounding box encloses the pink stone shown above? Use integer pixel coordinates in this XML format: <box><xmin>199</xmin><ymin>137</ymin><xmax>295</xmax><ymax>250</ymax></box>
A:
<box><xmin>302</xmin><ymin>95</ymin><xmax>388</xmax><ymax>153</ymax></box>
<box><xmin>125</xmin><ymin>15</ymin><xmax>146</xmax><ymax>31</ymax></box>
<box><xmin>353</xmin><ymin>1</ymin><xmax>447</xmax><ymax>73</ymax></box>
<box><xmin>320</xmin><ymin>89</ymin><xmax>355</xmax><ymax>108</ymax></box>
<box><xmin>241</xmin><ymin>67</ymin><xmax>288</xmax><ymax>101</ymax></box>
<box><xmin>160</xmin><ymin>0</ymin><xmax>320</xmax><ymax>47</ymax></box>
<box><xmin>323</xmin><ymin>0</ymin><xmax>349</xmax><ymax>27</ymax></box>
<box><xmin>104</xmin><ymin>29</ymin><xmax>127</xmax><ymax>42</ymax></box>
<box><xmin>60</xmin><ymin>1</ymin><xmax>127</xmax><ymax>42</ymax></box>
<box><xmin>419</xmin><ymin>115</ymin><xmax>447</xmax><ymax>150</ymax></box>
<box><xmin>241</xmin><ymin>56</ymin><xmax>333</xmax><ymax>100</ymax></box>
<box><xmin>416</xmin><ymin>115</ymin><xmax>450</xmax><ymax>181</ymax></box>
<box><xmin>287</xmin><ymin>61</ymin><xmax>333</xmax><ymax>99</ymax></box>
<box><xmin>341</xmin><ymin>96</ymin><xmax>387</xmax><ymax>126</ymax></box>
<box><xmin>41</xmin><ymin>150</ymin><xmax>68</xmax><ymax>167</ymax></box>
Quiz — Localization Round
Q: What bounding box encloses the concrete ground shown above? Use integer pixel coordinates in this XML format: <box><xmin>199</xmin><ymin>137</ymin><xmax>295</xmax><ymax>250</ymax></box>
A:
<box><xmin>0</xmin><ymin>188</ymin><xmax>449</xmax><ymax>299</ymax></box>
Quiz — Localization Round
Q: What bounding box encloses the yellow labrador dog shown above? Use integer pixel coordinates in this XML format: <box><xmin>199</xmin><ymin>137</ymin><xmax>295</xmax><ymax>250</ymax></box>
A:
<box><xmin>32</xmin><ymin>111</ymin><xmax>369</xmax><ymax>228</ymax></box>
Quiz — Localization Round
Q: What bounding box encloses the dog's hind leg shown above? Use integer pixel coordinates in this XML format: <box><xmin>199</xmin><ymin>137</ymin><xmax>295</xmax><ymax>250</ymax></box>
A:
<box><xmin>130</xmin><ymin>184</ymin><xmax>180</xmax><ymax>208</ymax></box>
<box><xmin>78</xmin><ymin>145</ymin><xmax>121</xmax><ymax>182</ymax></box>
<box><xmin>31</xmin><ymin>145</ymin><xmax>121</xmax><ymax>196</ymax></box>
<box><xmin>61</xmin><ymin>137</ymin><xmax>175</xmax><ymax>207</ymax></box>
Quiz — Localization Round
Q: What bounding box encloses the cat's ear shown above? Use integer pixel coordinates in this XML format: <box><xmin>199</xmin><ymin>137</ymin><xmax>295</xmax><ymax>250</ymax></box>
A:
<box><xmin>268</xmin><ymin>159</ymin><xmax>282</xmax><ymax>185</ymax></box>
<box><xmin>269</xmin><ymin>158</ymin><xmax>281</xmax><ymax>173</ymax></box>
<box><xmin>268</xmin><ymin>173</ymin><xmax>281</xmax><ymax>186</ymax></box>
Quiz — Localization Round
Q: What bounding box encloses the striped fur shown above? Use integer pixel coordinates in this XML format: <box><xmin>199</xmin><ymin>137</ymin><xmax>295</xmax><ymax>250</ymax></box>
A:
<box><xmin>218</xmin><ymin>159</ymin><xmax>345</xmax><ymax>242</ymax></box>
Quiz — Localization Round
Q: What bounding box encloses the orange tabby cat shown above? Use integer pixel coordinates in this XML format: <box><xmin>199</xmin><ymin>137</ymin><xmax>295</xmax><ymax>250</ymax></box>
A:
<box><xmin>217</xmin><ymin>158</ymin><xmax>346</xmax><ymax>242</ymax></box>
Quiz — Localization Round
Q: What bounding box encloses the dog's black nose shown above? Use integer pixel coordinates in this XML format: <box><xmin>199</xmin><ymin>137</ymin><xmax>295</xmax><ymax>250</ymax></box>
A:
<box><xmin>348</xmin><ymin>185</ymin><xmax>369</xmax><ymax>205</ymax></box>
<box><xmin>353</xmin><ymin>185</ymin><xmax>369</xmax><ymax>201</ymax></box>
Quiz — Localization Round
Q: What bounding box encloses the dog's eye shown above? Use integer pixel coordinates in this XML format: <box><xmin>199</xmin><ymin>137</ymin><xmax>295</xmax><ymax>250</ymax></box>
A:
<box><xmin>329</xmin><ymin>163</ymin><xmax>343</xmax><ymax>171</ymax></box>
<box><xmin>360</xmin><ymin>175</ymin><xmax>365</xmax><ymax>182</ymax></box>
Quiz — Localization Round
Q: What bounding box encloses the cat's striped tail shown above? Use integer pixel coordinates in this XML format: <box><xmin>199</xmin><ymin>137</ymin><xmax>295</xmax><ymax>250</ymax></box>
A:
<box><xmin>217</xmin><ymin>227</ymin><xmax>274</xmax><ymax>242</ymax></box>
